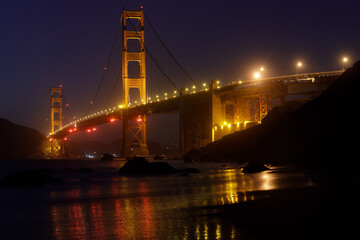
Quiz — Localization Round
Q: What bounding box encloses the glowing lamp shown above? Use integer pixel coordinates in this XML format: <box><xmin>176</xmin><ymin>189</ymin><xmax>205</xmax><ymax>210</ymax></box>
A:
<box><xmin>69</xmin><ymin>129</ymin><xmax>73</xmax><ymax>133</ymax></box>
<box><xmin>92</xmin><ymin>128</ymin><xmax>97</xmax><ymax>131</ymax></box>
<box><xmin>110</xmin><ymin>118</ymin><xmax>116</xmax><ymax>122</ymax></box>
<box><xmin>136</xmin><ymin>117</ymin><xmax>143</xmax><ymax>123</ymax></box>
<box><xmin>64</xmin><ymin>137</ymin><xmax>68</xmax><ymax>141</ymax></box>
<box><xmin>87</xmin><ymin>129</ymin><xmax>91</xmax><ymax>132</ymax></box>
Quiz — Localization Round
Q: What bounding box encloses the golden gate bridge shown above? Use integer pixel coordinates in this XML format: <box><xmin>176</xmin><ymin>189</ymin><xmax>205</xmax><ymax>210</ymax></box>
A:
<box><xmin>48</xmin><ymin>8</ymin><xmax>343</xmax><ymax>158</ymax></box>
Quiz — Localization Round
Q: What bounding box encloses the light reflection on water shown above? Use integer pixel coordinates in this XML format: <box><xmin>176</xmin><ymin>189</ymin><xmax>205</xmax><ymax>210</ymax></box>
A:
<box><xmin>0</xmin><ymin>161</ymin><xmax>313</xmax><ymax>239</ymax></box>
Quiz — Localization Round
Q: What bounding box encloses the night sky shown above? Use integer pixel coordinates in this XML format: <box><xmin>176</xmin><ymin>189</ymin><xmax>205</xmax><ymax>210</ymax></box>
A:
<box><xmin>1</xmin><ymin>0</ymin><xmax>359</xmax><ymax>144</ymax></box>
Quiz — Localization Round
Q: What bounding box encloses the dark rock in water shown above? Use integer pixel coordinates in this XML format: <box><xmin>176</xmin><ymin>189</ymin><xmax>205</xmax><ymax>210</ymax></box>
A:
<box><xmin>119</xmin><ymin>157</ymin><xmax>201</xmax><ymax>175</ymax></box>
<box><xmin>0</xmin><ymin>169</ymin><xmax>63</xmax><ymax>187</ymax></box>
<box><xmin>183</xmin><ymin>157</ymin><xmax>193</xmax><ymax>163</ymax></box>
<box><xmin>179</xmin><ymin>172</ymin><xmax>189</xmax><ymax>177</ymax></box>
<box><xmin>101</xmin><ymin>153</ymin><xmax>114</xmax><ymax>161</ymax></box>
<box><xmin>119</xmin><ymin>157</ymin><xmax>176</xmax><ymax>175</ymax></box>
<box><xmin>63</xmin><ymin>168</ymin><xmax>75</xmax><ymax>171</ymax></box>
<box><xmin>39</xmin><ymin>168</ymin><xmax>55</xmax><ymax>174</ymax></box>
<box><xmin>242</xmin><ymin>162</ymin><xmax>270</xmax><ymax>173</ymax></box>
<box><xmin>153</xmin><ymin>154</ymin><xmax>166</xmax><ymax>160</ymax></box>
<box><xmin>78</xmin><ymin>168</ymin><xmax>93</xmax><ymax>173</ymax></box>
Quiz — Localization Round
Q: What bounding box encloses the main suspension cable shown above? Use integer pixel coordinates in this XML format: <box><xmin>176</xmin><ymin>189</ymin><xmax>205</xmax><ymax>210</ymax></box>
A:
<box><xmin>125</xmin><ymin>11</ymin><xmax>179</xmax><ymax>91</ymax></box>
<box><xmin>144</xmin><ymin>13</ymin><xmax>200</xmax><ymax>88</ymax></box>
<box><xmin>83</xmin><ymin>14</ymin><xmax>123</xmax><ymax>116</ymax></box>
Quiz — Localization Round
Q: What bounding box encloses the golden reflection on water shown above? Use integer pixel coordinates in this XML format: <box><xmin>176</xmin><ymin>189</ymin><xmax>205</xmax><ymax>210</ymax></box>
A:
<box><xmin>49</xmin><ymin>168</ymin><xmax>281</xmax><ymax>239</ymax></box>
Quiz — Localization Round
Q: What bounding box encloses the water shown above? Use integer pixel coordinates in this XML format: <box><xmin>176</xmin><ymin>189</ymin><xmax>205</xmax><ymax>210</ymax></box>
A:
<box><xmin>0</xmin><ymin>160</ymin><xmax>314</xmax><ymax>239</ymax></box>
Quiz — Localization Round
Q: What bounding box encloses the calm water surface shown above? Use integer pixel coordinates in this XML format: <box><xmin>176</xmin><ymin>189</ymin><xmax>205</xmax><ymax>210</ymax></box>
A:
<box><xmin>0</xmin><ymin>160</ymin><xmax>313</xmax><ymax>239</ymax></box>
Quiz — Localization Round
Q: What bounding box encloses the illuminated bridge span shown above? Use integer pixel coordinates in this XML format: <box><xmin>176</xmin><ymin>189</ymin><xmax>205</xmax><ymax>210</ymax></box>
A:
<box><xmin>48</xmin><ymin>8</ymin><xmax>343</xmax><ymax>158</ymax></box>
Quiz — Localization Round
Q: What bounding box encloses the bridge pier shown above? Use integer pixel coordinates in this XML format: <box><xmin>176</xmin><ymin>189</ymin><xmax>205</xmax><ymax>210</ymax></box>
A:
<box><xmin>179</xmin><ymin>89</ymin><xmax>212</xmax><ymax>156</ymax></box>
<box><xmin>122</xmin><ymin>112</ymin><xmax>149</xmax><ymax>157</ymax></box>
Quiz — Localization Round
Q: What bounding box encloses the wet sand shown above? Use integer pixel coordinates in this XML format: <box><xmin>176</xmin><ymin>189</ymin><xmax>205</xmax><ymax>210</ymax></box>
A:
<box><xmin>205</xmin><ymin>171</ymin><xmax>360</xmax><ymax>239</ymax></box>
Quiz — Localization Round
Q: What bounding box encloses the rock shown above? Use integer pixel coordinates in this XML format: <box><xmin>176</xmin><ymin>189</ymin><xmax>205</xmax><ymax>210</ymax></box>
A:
<box><xmin>101</xmin><ymin>153</ymin><xmax>114</xmax><ymax>161</ymax></box>
<box><xmin>153</xmin><ymin>155</ymin><xmax>166</xmax><ymax>160</ymax></box>
<box><xmin>78</xmin><ymin>168</ymin><xmax>93</xmax><ymax>173</ymax></box>
<box><xmin>39</xmin><ymin>168</ymin><xmax>55</xmax><ymax>174</ymax></box>
<box><xmin>63</xmin><ymin>168</ymin><xmax>75</xmax><ymax>171</ymax></box>
<box><xmin>183</xmin><ymin>157</ymin><xmax>193</xmax><ymax>163</ymax></box>
<box><xmin>179</xmin><ymin>172</ymin><xmax>189</xmax><ymax>177</ymax></box>
<box><xmin>119</xmin><ymin>157</ymin><xmax>176</xmax><ymax>175</ymax></box>
<box><xmin>242</xmin><ymin>162</ymin><xmax>270</xmax><ymax>173</ymax></box>
<box><xmin>0</xmin><ymin>169</ymin><xmax>63</xmax><ymax>187</ymax></box>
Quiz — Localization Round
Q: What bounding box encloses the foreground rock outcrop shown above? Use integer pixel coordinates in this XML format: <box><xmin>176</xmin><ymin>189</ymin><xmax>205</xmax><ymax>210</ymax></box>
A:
<box><xmin>119</xmin><ymin>157</ymin><xmax>200</xmax><ymax>175</ymax></box>
<box><xmin>185</xmin><ymin>61</ymin><xmax>360</xmax><ymax>169</ymax></box>
<box><xmin>119</xmin><ymin>157</ymin><xmax>176</xmax><ymax>174</ymax></box>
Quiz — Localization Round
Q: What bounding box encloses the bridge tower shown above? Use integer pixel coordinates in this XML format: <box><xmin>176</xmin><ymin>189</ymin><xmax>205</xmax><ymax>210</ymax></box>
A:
<box><xmin>121</xmin><ymin>8</ymin><xmax>149</xmax><ymax>157</ymax></box>
<box><xmin>50</xmin><ymin>87</ymin><xmax>64</xmax><ymax>158</ymax></box>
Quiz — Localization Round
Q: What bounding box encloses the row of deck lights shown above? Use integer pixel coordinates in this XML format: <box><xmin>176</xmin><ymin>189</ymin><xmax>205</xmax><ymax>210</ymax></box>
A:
<box><xmin>51</xmin><ymin>82</ymin><xmax>219</xmax><ymax>136</ymax></box>
<box><xmin>53</xmin><ymin>55</ymin><xmax>350</xmax><ymax>135</ymax></box>
<box><xmin>51</xmin><ymin>56</ymin><xmax>350</xmax><ymax>136</ymax></box>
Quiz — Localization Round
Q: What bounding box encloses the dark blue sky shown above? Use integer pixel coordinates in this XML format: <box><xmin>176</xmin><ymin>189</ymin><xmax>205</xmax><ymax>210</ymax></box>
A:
<box><xmin>1</xmin><ymin>0</ymin><xmax>359</xmax><ymax>143</ymax></box>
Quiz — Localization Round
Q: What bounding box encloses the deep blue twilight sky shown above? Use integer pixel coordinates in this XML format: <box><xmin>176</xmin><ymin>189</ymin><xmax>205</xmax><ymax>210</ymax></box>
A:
<box><xmin>1</xmin><ymin>0</ymin><xmax>359</xmax><ymax>144</ymax></box>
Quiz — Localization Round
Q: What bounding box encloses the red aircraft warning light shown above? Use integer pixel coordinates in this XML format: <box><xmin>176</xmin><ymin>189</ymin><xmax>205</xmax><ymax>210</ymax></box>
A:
<box><xmin>136</xmin><ymin>116</ymin><xmax>143</xmax><ymax>123</ymax></box>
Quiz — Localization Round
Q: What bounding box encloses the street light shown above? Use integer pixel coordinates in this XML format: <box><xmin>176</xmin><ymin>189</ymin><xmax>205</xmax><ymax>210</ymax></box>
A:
<box><xmin>342</xmin><ymin>57</ymin><xmax>348</xmax><ymax>70</ymax></box>
<box><xmin>296</xmin><ymin>61</ymin><xmax>302</xmax><ymax>75</ymax></box>
<box><xmin>254</xmin><ymin>72</ymin><xmax>260</xmax><ymax>79</ymax></box>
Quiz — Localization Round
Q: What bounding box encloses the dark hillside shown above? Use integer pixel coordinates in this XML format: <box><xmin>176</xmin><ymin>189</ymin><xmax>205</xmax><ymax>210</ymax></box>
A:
<box><xmin>0</xmin><ymin>119</ymin><xmax>46</xmax><ymax>159</ymax></box>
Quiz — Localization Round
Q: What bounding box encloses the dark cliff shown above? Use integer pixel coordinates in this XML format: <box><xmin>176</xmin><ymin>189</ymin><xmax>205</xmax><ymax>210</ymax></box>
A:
<box><xmin>0</xmin><ymin>119</ymin><xmax>46</xmax><ymax>159</ymax></box>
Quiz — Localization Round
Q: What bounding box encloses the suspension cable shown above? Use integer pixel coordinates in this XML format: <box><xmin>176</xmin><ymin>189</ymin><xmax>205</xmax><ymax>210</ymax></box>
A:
<box><xmin>62</xmin><ymin>91</ymin><xmax>75</xmax><ymax>122</ymax></box>
<box><xmin>144</xmin><ymin>13</ymin><xmax>200</xmax><ymax>88</ymax></box>
<box><xmin>124</xmin><ymin>11</ymin><xmax>179</xmax><ymax>91</ymax></box>
<box><xmin>83</xmin><ymin>14</ymin><xmax>123</xmax><ymax>116</ymax></box>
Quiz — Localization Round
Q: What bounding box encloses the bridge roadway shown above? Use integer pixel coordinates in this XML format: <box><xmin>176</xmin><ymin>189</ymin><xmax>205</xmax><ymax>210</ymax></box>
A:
<box><xmin>50</xmin><ymin>70</ymin><xmax>343</xmax><ymax>153</ymax></box>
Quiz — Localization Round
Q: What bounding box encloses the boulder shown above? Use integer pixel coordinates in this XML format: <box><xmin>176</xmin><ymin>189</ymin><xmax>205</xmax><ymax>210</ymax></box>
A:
<box><xmin>101</xmin><ymin>153</ymin><xmax>114</xmax><ymax>161</ymax></box>
<box><xmin>242</xmin><ymin>162</ymin><xmax>270</xmax><ymax>173</ymax></box>
<box><xmin>78</xmin><ymin>168</ymin><xmax>93</xmax><ymax>173</ymax></box>
<box><xmin>119</xmin><ymin>157</ymin><xmax>176</xmax><ymax>175</ymax></box>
